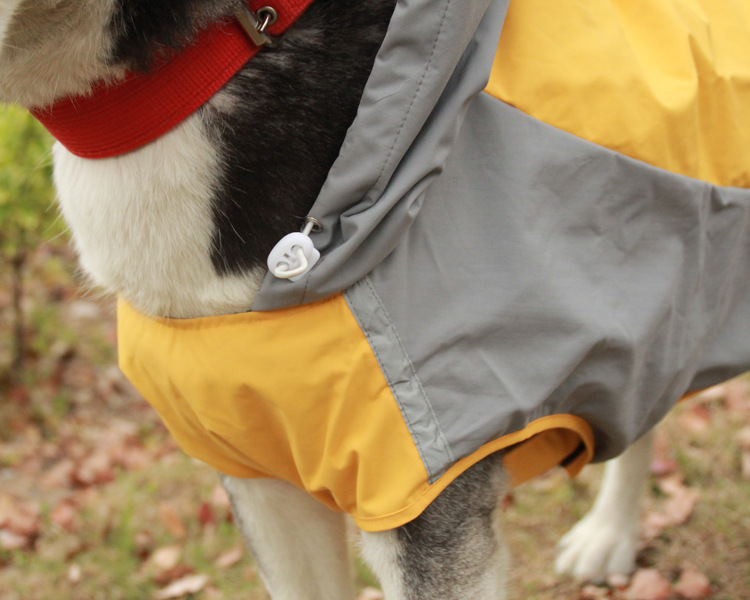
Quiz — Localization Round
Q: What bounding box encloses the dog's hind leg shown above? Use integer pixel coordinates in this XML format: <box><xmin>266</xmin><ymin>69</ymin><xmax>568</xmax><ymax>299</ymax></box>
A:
<box><xmin>360</xmin><ymin>453</ymin><xmax>509</xmax><ymax>600</ymax></box>
<box><xmin>221</xmin><ymin>476</ymin><xmax>355</xmax><ymax>600</ymax></box>
<box><xmin>555</xmin><ymin>429</ymin><xmax>655</xmax><ymax>582</ymax></box>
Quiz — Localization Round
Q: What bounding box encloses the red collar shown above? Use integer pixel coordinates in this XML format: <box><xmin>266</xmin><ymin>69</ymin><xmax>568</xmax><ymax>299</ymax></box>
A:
<box><xmin>31</xmin><ymin>0</ymin><xmax>314</xmax><ymax>159</ymax></box>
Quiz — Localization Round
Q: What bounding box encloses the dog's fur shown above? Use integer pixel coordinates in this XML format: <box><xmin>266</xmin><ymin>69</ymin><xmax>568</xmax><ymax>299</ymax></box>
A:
<box><xmin>1</xmin><ymin>1</ymin><xmax>658</xmax><ymax>597</ymax></box>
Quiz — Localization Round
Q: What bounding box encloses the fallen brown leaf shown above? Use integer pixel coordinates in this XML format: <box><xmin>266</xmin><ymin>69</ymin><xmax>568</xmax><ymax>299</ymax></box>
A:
<box><xmin>663</xmin><ymin>488</ymin><xmax>699</xmax><ymax>525</ymax></box>
<box><xmin>210</xmin><ymin>485</ymin><xmax>234</xmax><ymax>523</ymax></box>
<box><xmin>0</xmin><ymin>493</ymin><xmax>41</xmax><ymax>549</ymax></box>
<box><xmin>0</xmin><ymin>494</ymin><xmax>17</xmax><ymax>526</ymax></box>
<box><xmin>737</xmin><ymin>426</ymin><xmax>750</xmax><ymax>450</ymax></box>
<box><xmin>606</xmin><ymin>572</ymin><xmax>630</xmax><ymax>590</ymax></box>
<box><xmin>657</xmin><ymin>474</ymin><xmax>686</xmax><ymax>496</ymax></box>
<box><xmin>735</xmin><ymin>428</ymin><xmax>750</xmax><ymax>480</ymax></box>
<box><xmin>111</xmin><ymin>441</ymin><xmax>153</xmax><ymax>471</ymax></box>
<box><xmin>624</xmin><ymin>569</ymin><xmax>671</xmax><ymax>600</ymax></box>
<box><xmin>674</xmin><ymin>566</ymin><xmax>712</xmax><ymax>599</ymax></box>
<box><xmin>0</xmin><ymin>529</ymin><xmax>30</xmax><ymax>551</ymax></box>
<box><xmin>642</xmin><ymin>511</ymin><xmax>672</xmax><ymax>541</ymax></box>
<box><xmin>501</xmin><ymin>492</ymin><xmax>515</xmax><ymax>511</ymax></box>
<box><xmin>202</xmin><ymin>585</ymin><xmax>223</xmax><ymax>599</ymax></box>
<box><xmin>67</xmin><ymin>564</ymin><xmax>82</xmax><ymax>584</ymax></box>
<box><xmin>741</xmin><ymin>450</ymin><xmax>750</xmax><ymax>480</ymax></box>
<box><xmin>149</xmin><ymin>545</ymin><xmax>183</xmax><ymax>572</ymax></box>
<box><xmin>39</xmin><ymin>458</ymin><xmax>76</xmax><ymax>489</ymax></box>
<box><xmin>7</xmin><ymin>385</ymin><xmax>30</xmax><ymax>406</ymax></box>
<box><xmin>357</xmin><ymin>587</ymin><xmax>384</xmax><ymax>600</ymax></box>
<box><xmin>198</xmin><ymin>502</ymin><xmax>215</xmax><ymax>528</ymax></box>
<box><xmin>215</xmin><ymin>545</ymin><xmax>244</xmax><ymax>569</ymax></box>
<box><xmin>696</xmin><ymin>383</ymin><xmax>726</xmax><ymax>403</ymax></box>
<box><xmin>153</xmin><ymin>573</ymin><xmax>210</xmax><ymax>599</ymax></box>
<box><xmin>642</xmin><ymin>475</ymin><xmax>699</xmax><ymax>541</ymax></box>
<box><xmin>50</xmin><ymin>499</ymin><xmax>79</xmax><ymax>532</ymax></box>
<box><xmin>650</xmin><ymin>460</ymin><xmax>679</xmax><ymax>478</ymax></box>
<box><xmin>528</xmin><ymin>467</ymin><xmax>568</xmax><ymax>492</ymax></box>
<box><xmin>159</xmin><ymin>503</ymin><xmax>186</xmax><ymax>538</ymax></box>
<box><xmin>719</xmin><ymin>379</ymin><xmax>750</xmax><ymax>414</ymax></box>
<box><xmin>72</xmin><ymin>452</ymin><xmax>115</xmax><ymax>487</ymax></box>
<box><xmin>658</xmin><ymin>475</ymin><xmax>699</xmax><ymax>525</ymax></box>
<box><xmin>677</xmin><ymin>403</ymin><xmax>712</xmax><ymax>434</ymax></box>
<box><xmin>579</xmin><ymin>584</ymin><xmax>612</xmax><ymax>599</ymax></box>
<box><xmin>210</xmin><ymin>485</ymin><xmax>231</xmax><ymax>509</ymax></box>
<box><xmin>154</xmin><ymin>564</ymin><xmax>195</xmax><ymax>587</ymax></box>
<box><xmin>134</xmin><ymin>530</ymin><xmax>154</xmax><ymax>561</ymax></box>
<box><xmin>64</xmin><ymin>541</ymin><xmax>89</xmax><ymax>561</ymax></box>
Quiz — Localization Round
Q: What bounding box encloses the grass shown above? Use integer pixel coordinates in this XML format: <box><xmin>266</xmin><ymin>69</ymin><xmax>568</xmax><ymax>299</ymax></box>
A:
<box><xmin>0</xmin><ymin>455</ymin><xmax>260</xmax><ymax>600</ymax></box>
<box><xmin>503</xmin><ymin>392</ymin><xmax>750</xmax><ymax>600</ymax></box>
<box><xmin>3</xmin><ymin>394</ymin><xmax>746</xmax><ymax>600</ymax></box>
<box><xmin>1</xmin><ymin>241</ymin><xmax>749</xmax><ymax>599</ymax></box>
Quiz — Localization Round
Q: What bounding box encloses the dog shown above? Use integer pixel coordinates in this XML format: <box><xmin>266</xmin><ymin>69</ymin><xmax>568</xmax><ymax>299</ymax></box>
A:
<box><xmin>3</xmin><ymin>0</ymin><xmax>750</xmax><ymax>598</ymax></box>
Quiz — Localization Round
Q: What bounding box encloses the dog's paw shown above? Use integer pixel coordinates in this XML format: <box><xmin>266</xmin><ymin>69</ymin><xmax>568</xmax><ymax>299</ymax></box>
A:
<box><xmin>554</xmin><ymin>512</ymin><xmax>639</xmax><ymax>583</ymax></box>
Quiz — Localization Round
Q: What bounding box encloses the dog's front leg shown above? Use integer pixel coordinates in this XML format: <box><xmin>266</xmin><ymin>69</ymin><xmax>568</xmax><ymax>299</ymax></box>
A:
<box><xmin>360</xmin><ymin>454</ymin><xmax>509</xmax><ymax>600</ymax></box>
<box><xmin>555</xmin><ymin>430</ymin><xmax>655</xmax><ymax>582</ymax></box>
<box><xmin>221</xmin><ymin>476</ymin><xmax>355</xmax><ymax>600</ymax></box>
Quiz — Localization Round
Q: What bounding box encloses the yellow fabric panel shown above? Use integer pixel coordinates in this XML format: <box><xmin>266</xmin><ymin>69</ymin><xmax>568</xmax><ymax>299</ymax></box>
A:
<box><xmin>353</xmin><ymin>415</ymin><xmax>596</xmax><ymax>531</ymax></box>
<box><xmin>501</xmin><ymin>415</ymin><xmax>594</xmax><ymax>485</ymax></box>
<box><xmin>117</xmin><ymin>295</ymin><xmax>430</xmax><ymax>523</ymax></box>
<box><xmin>118</xmin><ymin>296</ymin><xmax>596</xmax><ymax>531</ymax></box>
<box><xmin>485</xmin><ymin>0</ymin><xmax>750</xmax><ymax>188</ymax></box>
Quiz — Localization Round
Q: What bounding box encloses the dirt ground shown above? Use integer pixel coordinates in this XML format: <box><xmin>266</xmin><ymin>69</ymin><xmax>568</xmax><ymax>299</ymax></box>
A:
<box><xmin>1</xmin><ymin>242</ymin><xmax>749</xmax><ymax>600</ymax></box>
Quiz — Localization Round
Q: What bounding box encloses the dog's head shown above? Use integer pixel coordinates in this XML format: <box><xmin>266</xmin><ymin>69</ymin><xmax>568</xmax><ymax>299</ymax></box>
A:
<box><xmin>0</xmin><ymin>0</ymin><xmax>116</xmax><ymax>107</ymax></box>
<box><xmin>0</xmin><ymin>0</ymin><xmax>238</xmax><ymax>108</ymax></box>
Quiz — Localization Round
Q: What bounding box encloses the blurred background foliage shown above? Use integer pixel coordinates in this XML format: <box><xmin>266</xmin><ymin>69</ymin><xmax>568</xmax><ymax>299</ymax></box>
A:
<box><xmin>0</xmin><ymin>106</ymin><xmax>60</xmax><ymax>259</ymax></box>
<box><xmin>0</xmin><ymin>106</ymin><xmax>67</xmax><ymax>385</ymax></box>
<box><xmin>0</xmin><ymin>106</ymin><xmax>63</xmax><ymax>263</ymax></box>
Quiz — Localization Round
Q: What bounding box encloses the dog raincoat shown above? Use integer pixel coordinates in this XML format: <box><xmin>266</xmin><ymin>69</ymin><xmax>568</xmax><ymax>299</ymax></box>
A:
<box><xmin>119</xmin><ymin>0</ymin><xmax>750</xmax><ymax>531</ymax></box>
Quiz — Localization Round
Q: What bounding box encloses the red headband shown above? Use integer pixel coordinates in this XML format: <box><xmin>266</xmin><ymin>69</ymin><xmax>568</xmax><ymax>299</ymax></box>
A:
<box><xmin>31</xmin><ymin>0</ymin><xmax>314</xmax><ymax>159</ymax></box>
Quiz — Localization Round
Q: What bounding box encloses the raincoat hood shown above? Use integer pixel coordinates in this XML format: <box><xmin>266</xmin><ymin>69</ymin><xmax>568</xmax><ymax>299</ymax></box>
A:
<box><xmin>119</xmin><ymin>0</ymin><xmax>750</xmax><ymax>531</ymax></box>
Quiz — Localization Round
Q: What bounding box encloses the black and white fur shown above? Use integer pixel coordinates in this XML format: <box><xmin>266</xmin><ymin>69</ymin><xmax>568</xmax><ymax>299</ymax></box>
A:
<box><xmin>0</xmin><ymin>1</ymin><xmax>652</xmax><ymax>596</ymax></box>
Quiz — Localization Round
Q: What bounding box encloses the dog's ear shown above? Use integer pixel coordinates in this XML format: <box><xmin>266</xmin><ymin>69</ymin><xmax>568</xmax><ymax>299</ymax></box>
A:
<box><xmin>0</xmin><ymin>0</ymin><xmax>120</xmax><ymax>106</ymax></box>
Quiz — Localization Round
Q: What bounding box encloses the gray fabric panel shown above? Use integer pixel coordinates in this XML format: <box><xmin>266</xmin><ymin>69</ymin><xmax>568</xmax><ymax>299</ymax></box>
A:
<box><xmin>253</xmin><ymin>0</ymin><xmax>509</xmax><ymax>310</ymax></box>
<box><xmin>688</xmin><ymin>285</ymin><xmax>750</xmax><ymax>393</ymax></box>
<box><xmin>368</xmin><ymin>95</ymin><xmax>750</xmax><ymax>464</ymax></box>
<box><xmin>685</xmin><ymin>209</ymin><xmax>750</xmax><ymax>392</ymax></box>
<box><xmin>344</xmin><ymin>278</ymin><xmax>454</xmax><ymax>482</ymax></box>
<box><xmin>250</xmin><ymin>0</ymin><xmax>750</xmax><ymax>472</ymax></box>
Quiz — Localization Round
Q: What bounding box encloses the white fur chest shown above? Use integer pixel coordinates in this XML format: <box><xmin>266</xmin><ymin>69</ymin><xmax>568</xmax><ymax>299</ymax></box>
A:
<box><xmin>53</xmin><ymin>116</ymin><xmax>263</xmax><ymax>319</ymax></box>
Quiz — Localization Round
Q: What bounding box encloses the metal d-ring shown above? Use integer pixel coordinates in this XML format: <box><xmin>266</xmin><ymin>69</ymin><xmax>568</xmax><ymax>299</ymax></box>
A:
<box><xmin>256</xmin><ymin>6</ymin><xmax>278</xmax><ymax>33</ymax></box>
<box><xmin>235</xmin><ymin>4</ymin><xmax>280</xmax><ymax>48</ymax></box>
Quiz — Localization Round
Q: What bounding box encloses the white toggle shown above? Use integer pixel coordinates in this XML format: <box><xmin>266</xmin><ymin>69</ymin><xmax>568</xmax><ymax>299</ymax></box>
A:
<box><xmin>267</xmin><ymin>231</ymin><xmax>320</xmax><ymax>281</ymax></box>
